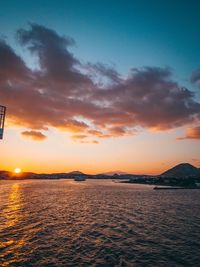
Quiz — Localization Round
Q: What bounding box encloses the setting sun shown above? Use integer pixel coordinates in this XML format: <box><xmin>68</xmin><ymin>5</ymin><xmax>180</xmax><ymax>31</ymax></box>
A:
<box><xmin>14</xmin><ymin>168</ymin><xmax>21</xmax><ymax>174</ymax></box>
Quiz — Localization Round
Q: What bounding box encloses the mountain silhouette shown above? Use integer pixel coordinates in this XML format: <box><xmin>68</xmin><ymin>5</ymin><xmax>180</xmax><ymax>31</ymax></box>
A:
<box><xmin>161</xmin><ymin>163</ymin><xmax>200</xmax><ymax>178</ymax></box>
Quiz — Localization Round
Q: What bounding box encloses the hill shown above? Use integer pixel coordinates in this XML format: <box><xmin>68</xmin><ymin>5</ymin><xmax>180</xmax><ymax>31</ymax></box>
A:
<box><xmin>161</xmin><ymin>163</ymin><xmax>200</xmax><ymax>178</ymax></box>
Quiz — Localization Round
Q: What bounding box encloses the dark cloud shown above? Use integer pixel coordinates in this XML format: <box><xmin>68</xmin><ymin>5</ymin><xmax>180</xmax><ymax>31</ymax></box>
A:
<box><xmin>0</xmin><ymin>39</ymin><xmax>30</xmax><ymax>83</ymax></box>
<box><xmin>97</xmin><ymin>67</ymin><xmax>200</xmax><ymax>130</ymax></box>
<box><xmin>16</xmin><ymin>23</ymin><xmax>92</xmax><ymax>91</ymax></box>
<box><xmin>0</xmin><ymin>24</ymin><xmax>200</xmax><ymax>142</ymax></box>
<box><xmin>85</xmin><ymin>62</ymin><xmax>121</xmax><ymax>86</ymax></box>
<box><xmin>21</xmin><ymin>130</ymin><xmax>47</xmax><ymax>141</ymax></box>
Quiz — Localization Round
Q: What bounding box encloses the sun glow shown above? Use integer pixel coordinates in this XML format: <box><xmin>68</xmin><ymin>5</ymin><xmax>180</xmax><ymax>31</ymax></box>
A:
<box><xmin>14</xmin><ymin>168</ymin><xmax>21</xmax><ymax>174</ymax></box>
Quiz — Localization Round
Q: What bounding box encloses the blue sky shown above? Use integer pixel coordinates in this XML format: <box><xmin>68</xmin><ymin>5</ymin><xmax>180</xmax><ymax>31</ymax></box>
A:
<box><xmin>1</xmin><ymin>0</ymin><xmax>200</xmax><ymax>88</ymax></box>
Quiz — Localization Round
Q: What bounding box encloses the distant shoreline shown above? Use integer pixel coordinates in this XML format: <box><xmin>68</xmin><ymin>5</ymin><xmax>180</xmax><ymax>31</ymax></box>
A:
<box><xmin>0</xmin><ymin>163</ymin><xmax>200</xmax><ymax>188</ymax></box>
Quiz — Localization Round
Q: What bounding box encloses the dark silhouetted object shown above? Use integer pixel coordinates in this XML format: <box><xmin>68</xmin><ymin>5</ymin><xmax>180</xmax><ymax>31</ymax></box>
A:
<box><xmin>0</xmin><ymin>105</ymin><xmax>6</xmax><ymax>139</ymax></box>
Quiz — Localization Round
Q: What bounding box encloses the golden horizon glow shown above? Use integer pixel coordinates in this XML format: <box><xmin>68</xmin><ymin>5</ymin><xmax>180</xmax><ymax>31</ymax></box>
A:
<box><xmin>0</xmin><ymin>127</ymin><xmax>199</xmax><ymax>176</ymax></box>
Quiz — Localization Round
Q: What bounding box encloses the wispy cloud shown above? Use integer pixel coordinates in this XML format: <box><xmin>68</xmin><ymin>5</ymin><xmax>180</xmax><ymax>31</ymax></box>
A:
<box><xmin>21</xmin><ymin>130</ymin><xmax>47</xmax><ymax>141</ymax></box>
<box><xmin>191</xmin><ymin>69</ymin><xmax>200</xmax><ymax>86</ymax></box>
<box><xmin>178</xmin><ymin>125</ymin><xmax>200</xmax><ymax>140</ymax></box>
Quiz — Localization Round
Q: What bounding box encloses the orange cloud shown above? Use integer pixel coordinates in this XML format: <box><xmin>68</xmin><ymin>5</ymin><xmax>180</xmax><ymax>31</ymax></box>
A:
<box><xmin>80</xmin><ymin>140</ymin><xmax>99</xmax><ymax>144</ymax></box>
<box><xmin>71</xmin><ymin>134</ymin><xmax>88</xmax><ymax>140</ymax></box>
<box><xmin>21</xmin><ymin>130</ymin><xmax>47</xmax><ymax>141</ymax></box>
<box><xmin>71</xmin><ymin>134</ymin><xmax>98</xmax><ymax>144</ymax></box>
<box><xmin>178</xmin><ymin>126</ymin><xmax>200</xmax><ymax>140</ymax></box>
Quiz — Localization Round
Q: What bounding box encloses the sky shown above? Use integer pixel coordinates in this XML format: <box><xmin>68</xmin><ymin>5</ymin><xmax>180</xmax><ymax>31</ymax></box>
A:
<box><xmin>0</xmin><ymin>0</ymin><xmax>200</xmax><ymax>174</ymax></box>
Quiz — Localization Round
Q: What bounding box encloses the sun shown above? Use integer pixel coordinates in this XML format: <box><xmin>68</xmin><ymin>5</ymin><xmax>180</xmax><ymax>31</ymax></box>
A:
<box><xmin>14</xmin><ymin>168</ymin><xmax>22</xmax><ymax>174</ymax></box>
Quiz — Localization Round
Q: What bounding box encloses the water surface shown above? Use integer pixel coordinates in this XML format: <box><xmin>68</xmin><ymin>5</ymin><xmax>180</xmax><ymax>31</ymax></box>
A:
<box><xmin>0</xmin><ymin>179</ymin><xmax>200</xmax><ymax>266</ymax></box>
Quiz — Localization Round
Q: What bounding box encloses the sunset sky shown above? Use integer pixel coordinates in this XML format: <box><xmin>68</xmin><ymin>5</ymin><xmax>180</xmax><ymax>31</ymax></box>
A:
<box><xmin>0</xmin><ymin>0</ymin><xmax>200</xmax><ymax>174</ymax></box>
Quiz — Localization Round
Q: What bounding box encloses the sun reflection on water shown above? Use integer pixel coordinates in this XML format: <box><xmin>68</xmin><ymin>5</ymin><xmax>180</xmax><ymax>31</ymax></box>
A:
<box><xmin>0</xmin><ymin>183</ymin><xmax>25</xmax><ymax>267</ymax></box>
<box><xmin>5</xmin><ymin>184</ymin><xmax>21</xmax><ymax>228</ymax></box>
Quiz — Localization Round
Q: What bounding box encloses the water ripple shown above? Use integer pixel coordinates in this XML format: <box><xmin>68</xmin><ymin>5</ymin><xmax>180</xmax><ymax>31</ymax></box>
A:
<box><xmin>0</xmin><ymin>180</ymin><xmax>200</xmax><ymax>266</ymax></box>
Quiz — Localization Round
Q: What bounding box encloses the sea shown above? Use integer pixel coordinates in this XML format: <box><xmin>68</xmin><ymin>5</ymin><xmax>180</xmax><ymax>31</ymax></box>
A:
<box><xmin>0</xmin><ymin>179</ymin><xmax>200</xmax><ymax>267</ymax></box>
